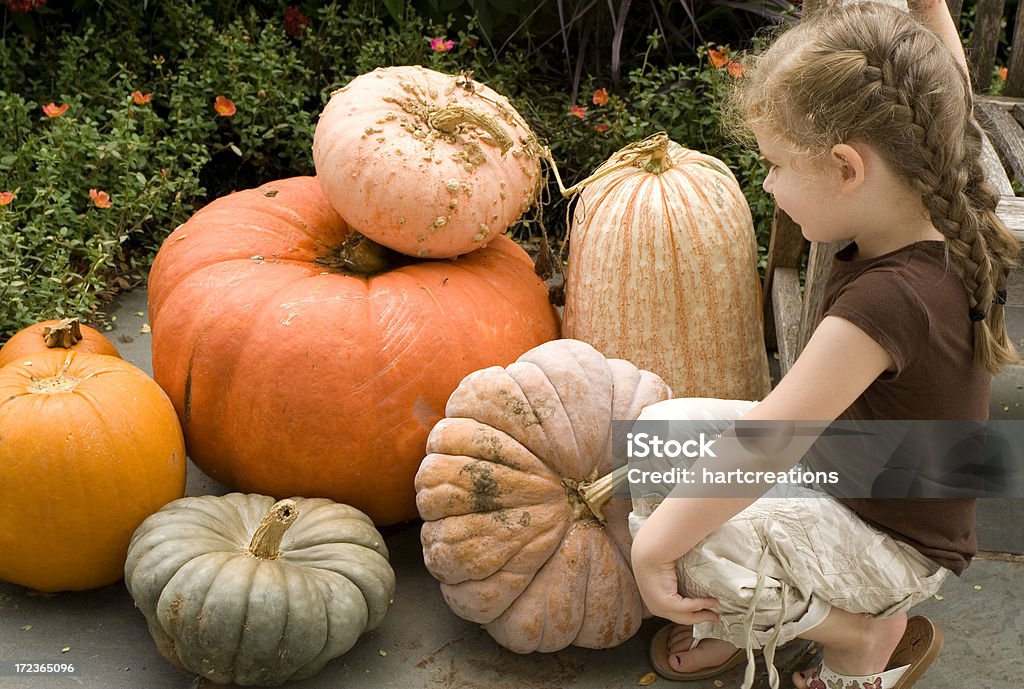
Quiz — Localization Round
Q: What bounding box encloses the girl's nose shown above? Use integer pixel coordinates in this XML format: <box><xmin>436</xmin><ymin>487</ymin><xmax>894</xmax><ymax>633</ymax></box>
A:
<box><xmin>762</xmin><ymin>170</ymin><xmax>774</xmax><ymax>194</ymax></box>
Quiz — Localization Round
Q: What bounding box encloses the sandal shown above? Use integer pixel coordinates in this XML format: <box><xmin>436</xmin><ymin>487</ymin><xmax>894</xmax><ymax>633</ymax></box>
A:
<box><xmin>797</xmin><ymin>616</ymin><xmax>943</xmax><ymax>689</ymax></box>
<box><xmin>648</xmin><ymin>623</ymin><xmax>757</xmax><ymax>680</ymax></box>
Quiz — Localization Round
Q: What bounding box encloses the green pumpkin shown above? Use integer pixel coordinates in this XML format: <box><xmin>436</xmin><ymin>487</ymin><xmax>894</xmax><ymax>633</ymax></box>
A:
<box><xmin>124</xmin><ymin>493</ymin><xmax>396</xmax><ymax>686</ymax></box>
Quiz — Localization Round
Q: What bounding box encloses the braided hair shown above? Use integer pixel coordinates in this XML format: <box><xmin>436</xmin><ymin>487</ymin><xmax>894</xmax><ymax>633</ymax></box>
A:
<box><xmin>730</xmin><ymin>1</ymin><xmax>1020</xmax><ymax>372</ymax></box>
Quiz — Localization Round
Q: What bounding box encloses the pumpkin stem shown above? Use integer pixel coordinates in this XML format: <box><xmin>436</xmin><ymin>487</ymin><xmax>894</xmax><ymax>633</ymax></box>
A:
<box><xmin>42</xmin><ymin>318</ymin><xmax>84</xmax><ymax>348</ymax></box>
<box><xmin>248</xmin><ymin>499</ymin><xmax>299</xmax><ymax>560</ymax></box>
<box><xmin>543</xmin><ymin>132</ymin><xmax>674</xmax><ymax>198</ymax></box>
<box><xmin>428</xmin><ymin>105</ymin><xmax>514</xmax><ymax>155</ymax></box>
<box><xmin>316</xmin><ymin>232</ymin><xmax>394</xmax><ymax>275</ymax></box>
<box><xmin>576</xmin><ymin>465</ymin><xmax>631</xmax><ymax>523</ymax></box>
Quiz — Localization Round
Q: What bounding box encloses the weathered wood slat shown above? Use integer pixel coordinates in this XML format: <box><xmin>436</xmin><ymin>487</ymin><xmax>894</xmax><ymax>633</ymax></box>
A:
<box><xmin>976</xmin><ymin>99</ymin><xmax>1024</xmax><ymax>186</ymax></box>
<box><xmin>970</xmin><ymin>0</ymin><xmax>1007</xmax><ymax>91</ymax></box>
<box><xmin>1007</xmin><ymin>0</ymin><xmax>1024</xmax><ymax>96</ymax></box>
<box><xmin>761</xmin><ymin>208</ymin><xmax>807</xmax><ymax>350</ymax></box>
<box><xmin>995</xmin><ymin>194</ymin><xmax>1024</xmax><ymax>240</ymax></box>
<box><xmin>797</xmin><ymin>240</ymin><xmax>847</xmax><ymax>357</ymax></box>
<box><xmin>771</xmin><ymin>267</ymin><xmax>803</xmax><ymax>377</ymax></box>
<box><xmin>980</xmin><ymin>126</ymin><xmax>1016</xmax><ymax>195</ymax></box>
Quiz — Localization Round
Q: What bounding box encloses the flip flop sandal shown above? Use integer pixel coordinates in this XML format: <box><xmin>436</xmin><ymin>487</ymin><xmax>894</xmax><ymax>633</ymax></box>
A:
<box><xmin>796</xmin><ymin>616</ymin><xmax>943</xmax><ymax>689</ymax></box>
<box><xmin>648</xmin><ymin>623</ymin><xmax>757</xmax><ymax>681</ymax></box>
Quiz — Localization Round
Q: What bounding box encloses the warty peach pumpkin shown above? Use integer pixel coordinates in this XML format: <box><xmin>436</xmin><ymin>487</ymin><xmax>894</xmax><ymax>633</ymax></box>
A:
<box><xmin>313</xmin><ymin>65</ymin><xmax>542</xmax><ymax>258</ymax></box>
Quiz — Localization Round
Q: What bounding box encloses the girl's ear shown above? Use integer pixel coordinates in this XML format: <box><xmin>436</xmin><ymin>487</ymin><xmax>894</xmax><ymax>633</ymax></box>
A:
<box><xmin>830</xmin><ymin>143</ymin><xmax>865</xmax><ymax>192</ymax></box>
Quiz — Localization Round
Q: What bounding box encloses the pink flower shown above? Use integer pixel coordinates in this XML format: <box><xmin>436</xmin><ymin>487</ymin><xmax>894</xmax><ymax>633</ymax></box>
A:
<box><xmin>592</xmin><ymin>88</ymin><xmax>609</xmax><ymax>106</ymax></box>
<box><xmin>0</xmin><ymin>191</ymin><xmax>15</xmax><ymax>206</ymax></box>
<box><xmin>594</xmin><ymin>122</ymin><xmax>609</xmax><ymax>133</ymax></box>
<box><xmin>570</xmin><ymin>104</ymin><xmax>586</xmax><ymax>119</ymax></box>
<box><xmin>89</xmin><ymin>189</ymin><xmax>112</xmax><ymax>209</ymax></box>
<box><xmin>283</xmin><ymin>5</ymin><xmax>311</xmax><ymax>37</ymax></box>
<box><xmin>214</xmin><ymin>96</ymin><xmax>237</xmax><ymax>117</ymax></box>
<box><xmin>42</xmin><ymin>103</ymin><xmax>69</xmax><ymax>118</ymax></box>
<box><xmin>5</xmin><ymin>0</ymin><xmax>48</xmax><ymax>12</ymax></box>
<box><xmin>430</xmin><ymin>37</ymin><xmax>455</xmax><ymax>52</ymax></box>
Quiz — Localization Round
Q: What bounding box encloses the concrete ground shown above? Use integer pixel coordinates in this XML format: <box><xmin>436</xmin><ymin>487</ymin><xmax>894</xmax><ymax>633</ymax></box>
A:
<box><xmin>1</xmin><ymin>289</ymin><xmax>1022</xmax><ymax>689</ymax></box>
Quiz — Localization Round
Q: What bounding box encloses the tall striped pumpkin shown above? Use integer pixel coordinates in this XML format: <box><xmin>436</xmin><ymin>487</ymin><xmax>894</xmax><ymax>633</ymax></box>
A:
<box><xmin>562</xmin><ymin>134</ymin><xmax>771</xmax><ymax>400</ymax></box>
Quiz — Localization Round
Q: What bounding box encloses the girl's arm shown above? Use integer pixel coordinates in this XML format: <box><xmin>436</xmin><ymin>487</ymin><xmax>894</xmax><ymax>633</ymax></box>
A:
<box><xmin>630</xmin><ymin>315</ymin><xmax>894</xmax><ymax>624</ymax></box>
<box><xmin>907</xmin><ymin>0</ymin><xmax>969</xmax><ymax>74</ymax></box>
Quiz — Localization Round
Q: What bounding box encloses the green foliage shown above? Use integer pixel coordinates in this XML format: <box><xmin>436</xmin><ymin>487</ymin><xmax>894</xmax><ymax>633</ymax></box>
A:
<box><xmin>0</xmin><ymin>0</ymin><xmax>782</xmax><ymax>339</ymax></box>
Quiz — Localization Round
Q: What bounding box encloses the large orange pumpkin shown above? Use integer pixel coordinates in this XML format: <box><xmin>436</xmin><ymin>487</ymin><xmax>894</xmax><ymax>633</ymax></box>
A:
<box><xmin>562</xmin><ymin>134</ymin><xmax>771</xmax><ymax>400</ymax></box>
<box><xmin>0</xmin><ymin>350</ymin><xmax>186</xmax><ymax>592</ymax></box>
<box><xmin>147</xmin><ymin>176</ymin><xmax>559</xmax><ymax>525</ymax></box>
<box><xmin>0</xmin><ymin>317</ymin><xmax>120</xmax><ymax>368</ymax></box>
<box><xmin>313</xmin><ymin>65</ymin><xmax>542</xmax><ymax>258</ymax></box>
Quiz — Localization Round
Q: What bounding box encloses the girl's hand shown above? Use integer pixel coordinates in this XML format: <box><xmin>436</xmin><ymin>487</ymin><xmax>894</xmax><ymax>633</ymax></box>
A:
<box><xmin>632</xmin><ymin>557</ymin><xmax>721</xmax><ymax>625</ymax></box>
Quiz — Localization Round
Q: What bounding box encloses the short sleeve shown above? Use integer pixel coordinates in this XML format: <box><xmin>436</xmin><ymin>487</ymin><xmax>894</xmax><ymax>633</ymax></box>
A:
<box><xmin>822</xmin><ymin>270</ymin><xmax>929</xmax><ymax>376</ymax></box>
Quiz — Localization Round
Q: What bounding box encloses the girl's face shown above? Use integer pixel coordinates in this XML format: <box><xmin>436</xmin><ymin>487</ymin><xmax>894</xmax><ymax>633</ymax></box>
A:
<box><xmin>753</xmin><ymin>128</ymin><xmax>847</xmax><ymax>243</ymax></box>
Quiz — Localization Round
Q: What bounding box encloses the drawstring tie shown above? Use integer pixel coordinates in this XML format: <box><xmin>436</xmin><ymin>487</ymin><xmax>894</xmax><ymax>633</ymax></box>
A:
<box><xmin>741</xmin><ymin>532</ymin><xmax>790</xmax><ymax>689</ymax></box>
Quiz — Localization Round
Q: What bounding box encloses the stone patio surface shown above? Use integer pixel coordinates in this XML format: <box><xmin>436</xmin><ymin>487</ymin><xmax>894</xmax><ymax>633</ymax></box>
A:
<box><xmin>1</xmin><ymin>289</ymin><xmax>1022</xmax><ymax>689</ymax></box>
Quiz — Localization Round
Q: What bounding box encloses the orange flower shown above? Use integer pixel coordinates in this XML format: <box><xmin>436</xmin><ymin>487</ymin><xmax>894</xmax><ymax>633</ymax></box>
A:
<box><xmin>592</xmin><ymin>88</ymin><xmax>609</xmax><ymax>106</ymax></box>
<box><xmin>42</xmin><ymin>102</ymin><xmax>69</xmax><ymax>118</ymax></box>
<box><xmin>132</xmin><ymin>90</ymin><xmax>152</xmax><ymax>105</ymax></box>
<box><xmin>89</xmin><ymin>189</ymin><xmax>112</xmax><ymax>208</ymax></box>
<box><xmin>708</xmin><ymin>49</ymin><xmax>731</xmax><ymax>69</ymax></box>
<box><xmin>594</xmin><ymin>122</ymin><xmax>609</xmax><ymax>133</ymax></box>
<box><xmin>214</xmin><ymin>95</ymin><xmax>237</xmax><ymax>117</ymax></box>
<box><xmin>570</xmin><ymin>104</ymin><xmax>586</xmax><ymax>119</ymax></box>
<box><xmin>1000</xmin><ymin>67</ymin><xmax>1008</xmax><ymax>81</ymax></box>
<box><xmin>727</xmin><ymin>61</ymin><xmax>745</xmax><ymax>79</ymax></box>
<box><xmin>0</xmin><ymin>191</ymin><xmax>14</xmax><ymax>206</ymax></box>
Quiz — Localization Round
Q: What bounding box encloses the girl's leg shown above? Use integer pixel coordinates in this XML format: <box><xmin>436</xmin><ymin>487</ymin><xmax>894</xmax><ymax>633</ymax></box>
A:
<box><xmin>792</xmin><ymin>609</ymin><xmax>908</xmax><ymax>688</ymax></box>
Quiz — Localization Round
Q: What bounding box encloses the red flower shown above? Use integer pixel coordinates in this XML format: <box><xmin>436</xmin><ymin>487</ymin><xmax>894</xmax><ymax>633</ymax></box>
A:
<box><xmin>1000</xmin><ymin>67</ymin><xmax>1009</xmax><ymax>81</ymax></box>
<box><xmin>570</xmin><ymin>104</ymin><xmax>586</xmax><ymax>119</ymax></box>
<box><xmin>0</xmin><ymin>191</ymin><xmax>15</xmax><ymax>206</ymax></box>
<box><xmin>5</xmin><ymin>0</ymin><xmax>48</xmax><ymax>12</ymax></box>
<box><xmin>592</xmin><ymin>88</ymin><xmax>609</xmax><ymax>106</ymax></box>
<box><xmin>430</xmin><ymin>37</ymin><xmax>455</xmax><ymax>52</ymax></box>
<box><xmin>727</xmin><ymin>61</ymin><xmax>745</xmax><ymax>79</ymax></box>
<box><xmin>132</xmin><ymin>90</ymin><xmax>152</xmax><ymax>105</ymax></box>
<box><xmin>283</xmin><ymin>5</ymin><xmax>311</xmax><ymax>37</ymax></box>
<box><xmin>708</xmin><ymin>48</ymin><xmax>731</xmax><ymax>69</ymax></box>
<box><xmin>89</xmin><ymin>189</ymin><xmax>112</xmax><ymax>209</ymax></box>
<box><xmin>594</xmin><ymin>122</ymin><xmax>609</xmax><ymax>133</ymax></box>
<box><xmin>214</xmin><ymin>96</ymin><xmax>237</xmax><ymax>117</ymax></box>
<box><xmin>42</xmin><ymin>103</ymin><xmax>69</xmax><ymax>118</ymax></box>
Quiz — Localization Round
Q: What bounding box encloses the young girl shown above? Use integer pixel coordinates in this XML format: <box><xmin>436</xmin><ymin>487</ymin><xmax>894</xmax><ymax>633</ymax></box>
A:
<box><xmin>630</xmin><ymin>2</ymin><xmax>1020</xmax><ymax>688</ymax></box>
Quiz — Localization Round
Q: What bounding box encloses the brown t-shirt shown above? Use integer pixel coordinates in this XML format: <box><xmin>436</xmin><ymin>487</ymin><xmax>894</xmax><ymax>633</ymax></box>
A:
<box><xmin>816</xmin><ymin>240</ymin><xmax>990</xmax><ymax>575</ymax></box>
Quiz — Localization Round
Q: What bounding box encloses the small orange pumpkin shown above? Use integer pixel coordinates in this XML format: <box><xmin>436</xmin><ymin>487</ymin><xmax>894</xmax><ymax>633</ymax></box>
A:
<box><xmin>0</xmin><ymin>317</ymin><xmax>120</xmax><ymax>368</ymax></box>
<box><xmin>0</xmin><ymin>350</ymin><xmax>186</xmax><ymax>592</ymax></box>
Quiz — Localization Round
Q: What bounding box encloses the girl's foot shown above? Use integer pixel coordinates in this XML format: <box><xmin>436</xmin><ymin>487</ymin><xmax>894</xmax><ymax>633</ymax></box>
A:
<box><xmin>793</xmin><ymin>613</ymin><xmax>908</xmax><ymax>688</ymax></box>
<box><xmin>663</xmin><ymin>624</ymin><xmax>742</xmax><ymax>673</ymax></box>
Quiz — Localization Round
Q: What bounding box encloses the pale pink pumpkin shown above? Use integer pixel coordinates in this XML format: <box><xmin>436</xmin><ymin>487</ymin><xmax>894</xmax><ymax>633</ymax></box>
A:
<box><xmin>313</xmin><ymin>66</ymin><xmax>542</xmax><ymax>259</ymax></box>
<box><xmin>415</xmin><ymin>339</ymin><xmax>672</xmax><ymax>652</ymax></box>
<box><xmin>562</xmin><ymin>134</ymin><xmax>771</xmax><ymax>401</ymax></box>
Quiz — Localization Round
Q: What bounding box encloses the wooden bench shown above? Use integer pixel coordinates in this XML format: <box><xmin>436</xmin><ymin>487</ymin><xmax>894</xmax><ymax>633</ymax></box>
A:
<box><xmin>763</xmin><ymin>0</ymin><xmax>1024</xmax><ymax>376</ymax></box>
